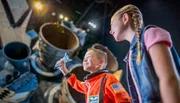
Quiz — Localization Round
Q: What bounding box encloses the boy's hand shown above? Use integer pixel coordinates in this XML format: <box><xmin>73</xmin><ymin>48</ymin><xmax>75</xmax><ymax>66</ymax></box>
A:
<box><xmin>56</xmin><ymin>59</ymin><xmax>69</xmax><ymax>75</ymax></box>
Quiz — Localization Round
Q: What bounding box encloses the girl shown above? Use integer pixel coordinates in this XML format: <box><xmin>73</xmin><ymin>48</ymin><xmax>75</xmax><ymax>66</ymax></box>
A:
<box><xmin>110</xmin><ymin>4</ymin><xmax>180</xmax><ymax>103</ymax></box>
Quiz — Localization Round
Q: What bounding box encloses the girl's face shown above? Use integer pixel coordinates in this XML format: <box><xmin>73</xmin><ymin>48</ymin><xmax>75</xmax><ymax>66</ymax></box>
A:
<box><xmin>110</xmin><ymin>15</ymin><xmax>126</xmax><ymax>42</ymax></box>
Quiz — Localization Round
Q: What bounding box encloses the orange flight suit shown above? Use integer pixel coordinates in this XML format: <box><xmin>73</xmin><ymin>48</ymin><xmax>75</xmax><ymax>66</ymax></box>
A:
<box><xmin>66</xmin><ymin>70</ymin><xmax>131</xmax><ymax>103</ymax></box>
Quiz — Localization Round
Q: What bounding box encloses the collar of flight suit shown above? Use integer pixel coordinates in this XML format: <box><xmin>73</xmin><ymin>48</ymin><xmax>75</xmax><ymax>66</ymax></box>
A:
<box><xmin>83</xmin><ymin>69</ymin><xmax>109</xmax><ymax>81</ymax></box>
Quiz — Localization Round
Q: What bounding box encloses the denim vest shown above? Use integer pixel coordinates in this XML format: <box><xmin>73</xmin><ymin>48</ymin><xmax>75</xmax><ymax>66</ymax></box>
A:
<box><xmin>125</xmin><ymin>25</ymin><xmax>180</xmax><ymax>103</ymax></box>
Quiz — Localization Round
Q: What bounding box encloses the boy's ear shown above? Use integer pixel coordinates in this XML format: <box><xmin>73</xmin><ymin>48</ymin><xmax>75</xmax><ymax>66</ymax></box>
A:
<box><xmin>96</xmin><ymin>59</ymin><xmax>105</xmax><ymax>68</ymax></box>
<box><xmin>99</xmin><ymin>59</ymin><xmax>105</xmax><ymax>65</ymax></box>
<box><xmin>100</xmin><ymin>59</ymin><xmax>105</xmax><ymax>63</ymax></box>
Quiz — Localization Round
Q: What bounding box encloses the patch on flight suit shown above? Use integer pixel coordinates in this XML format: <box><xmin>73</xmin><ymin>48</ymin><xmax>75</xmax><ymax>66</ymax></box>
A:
<box><xmin>88</xmin><ymin>95</ymin><xmax>99</xmax><ymax>103</ymax></box>
<box><xmin>111</xmin><ymin>83</ymin><xmax>124</xmax><ymax>93</ymax></box>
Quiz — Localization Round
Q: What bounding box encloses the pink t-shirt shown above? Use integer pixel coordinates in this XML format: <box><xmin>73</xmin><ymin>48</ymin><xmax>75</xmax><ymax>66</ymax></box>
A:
<box><xmin>144</xmin><ymin>27</ymin><xmax>172</xmax><ymax>51</ymax></box>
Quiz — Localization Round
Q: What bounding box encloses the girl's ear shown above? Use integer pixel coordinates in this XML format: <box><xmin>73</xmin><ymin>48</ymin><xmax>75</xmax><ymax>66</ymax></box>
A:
<box><xmin>122</xmin><ymin>13</ymin><xmax>129</xmax><ymax>25</ymax></box>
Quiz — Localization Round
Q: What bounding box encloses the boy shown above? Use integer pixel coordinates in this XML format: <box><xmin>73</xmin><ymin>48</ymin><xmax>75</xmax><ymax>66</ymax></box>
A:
<box><xmin>57</xmin><ymin>48</ymin><xmax>131</xmax><ymax>103</ymax></box>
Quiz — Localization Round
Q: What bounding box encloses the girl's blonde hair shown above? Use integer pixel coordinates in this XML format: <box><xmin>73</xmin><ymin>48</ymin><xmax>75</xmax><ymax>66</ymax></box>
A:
<box><xmin>112</xmin><ymin>4</ymin><xmax>144</xmax><ymax>64</ymax></box>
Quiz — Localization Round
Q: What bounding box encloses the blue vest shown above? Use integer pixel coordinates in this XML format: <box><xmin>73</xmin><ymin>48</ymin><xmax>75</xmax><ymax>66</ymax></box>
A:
<box><xmin>124</xmin><ymin>25</ymin><xmax>180</xmax><ymax>103</ymax></box>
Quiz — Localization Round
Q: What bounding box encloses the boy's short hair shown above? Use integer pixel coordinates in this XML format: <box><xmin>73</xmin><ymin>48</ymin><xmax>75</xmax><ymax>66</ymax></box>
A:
<box><xmin>87</xmin><ymin>48</ymin><xmax>108</xmax><ymax>69</ymax></box>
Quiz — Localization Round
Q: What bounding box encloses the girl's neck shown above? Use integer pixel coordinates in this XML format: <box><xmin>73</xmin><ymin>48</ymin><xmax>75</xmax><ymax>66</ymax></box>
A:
<box><xmin>124</xmin><ymin>27</ymin><xmax>136</xmax><ymax>43</ymax></box>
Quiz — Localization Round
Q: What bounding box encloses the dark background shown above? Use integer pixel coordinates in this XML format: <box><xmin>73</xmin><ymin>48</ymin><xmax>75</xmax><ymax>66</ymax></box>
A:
<box><xmin>27</xmin><ymin>0</ymin><xmax>180</xmax><ymax>89</ymax></box>
<box><xmin>28</xmin><ymin>0</ymin><xmax>180</xmax><ymax>68</ymax></box>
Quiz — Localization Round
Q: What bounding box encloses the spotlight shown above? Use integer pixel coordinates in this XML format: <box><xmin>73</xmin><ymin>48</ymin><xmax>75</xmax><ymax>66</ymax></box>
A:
<box><xmin>88</xmin><ymin>21</ymin><xmax>97</xmax><ymax>29</ymax></box>
<box><xmin>64</xmin><ymin>17</ymin><xmax>69</xmax><ymax>21</ymax></box>
<box><xmin>52</xmin><ymin>12</ymin><xmax>56</xmax><ymax>16</ymax></box>
<box><xmin>88</xmin><ymin>22</ymin><xmax>92</xmax><ymax>25</ymax></box>
<box><xmin>59</xmin><ymin>14</ymin><xmax>64</xmax><ymax>19</ymax></box>
<box><xmin>35</xmin><ymin>2</ymin><xmax>42</xmax><ymax>10</ymax></box>
<box><xmin>93</xmin><ymin>25</ymin><xmax>96</xmax><ymax>28</ymax></box>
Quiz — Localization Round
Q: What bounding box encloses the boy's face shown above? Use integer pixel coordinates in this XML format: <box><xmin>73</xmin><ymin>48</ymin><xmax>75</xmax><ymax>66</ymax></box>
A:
<box><xmin>83</xmin><ymin>50</ymin><xmax>101</xmax><ymax>72</ymax></box>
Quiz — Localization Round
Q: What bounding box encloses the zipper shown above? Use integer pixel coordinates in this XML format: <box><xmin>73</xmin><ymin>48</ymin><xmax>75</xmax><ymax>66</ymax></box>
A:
<box><xmin>85</xmin><ymin>80</ymin><xmax>91</xmax><ymax>103</ymax></box>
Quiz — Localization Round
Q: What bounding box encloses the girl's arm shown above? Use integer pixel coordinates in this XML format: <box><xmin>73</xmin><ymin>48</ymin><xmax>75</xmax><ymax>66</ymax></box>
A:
<box><xmin>149</xmin><ymin>43</ymin><xmax>180</xmax><ymax>103</ymax></box>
